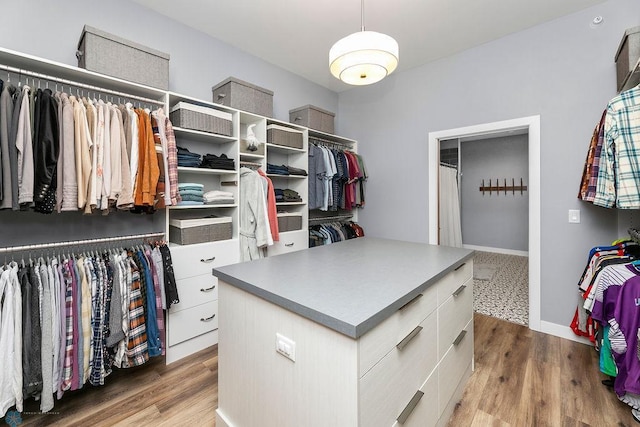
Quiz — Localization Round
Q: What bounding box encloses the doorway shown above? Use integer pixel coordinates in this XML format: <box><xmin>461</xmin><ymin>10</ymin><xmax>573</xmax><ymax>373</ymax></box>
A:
<box><xmin>428</xmin><ymin>116</ymin><xmax>541</xmax><ymax>331</ymax></box>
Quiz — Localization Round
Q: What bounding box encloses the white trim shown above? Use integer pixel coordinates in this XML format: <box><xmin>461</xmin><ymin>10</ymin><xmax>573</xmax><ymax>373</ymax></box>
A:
<box><xmin>428</xmin><ymin>115</ymin><xmax>541</xmax><ymax>332</ymax></box>
<box><xmin>462</xmin><ymin>244</ymin><xmax>528</xmax><ymax>257</ymax></box>
<box><xmin>540</xmin><ymin>321</ymin><xmax>592</xmax><ymax>346</ymax></box>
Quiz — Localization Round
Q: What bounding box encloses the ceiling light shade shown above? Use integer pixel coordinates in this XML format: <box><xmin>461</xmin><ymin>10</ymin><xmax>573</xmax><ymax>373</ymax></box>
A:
<box><xmin>329</xmin><ymin>31</ymin><xmax>399</xmax><ymax>85</ymax></box>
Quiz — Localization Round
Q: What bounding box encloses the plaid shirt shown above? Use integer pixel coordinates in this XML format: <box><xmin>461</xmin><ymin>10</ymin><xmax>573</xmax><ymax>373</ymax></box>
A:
<box><xmin>165</xmin><ymin>117</ymin><xmax>180</xmax><ymax>205</ymax></box>
<box><xmin>60</xmin><ymin>260</ymin><xmax>74</xmax><ymax>392</ymax></box>
<box><xmin>126</xmin><ymin>256</ymin><xmax>149</xmax><ymax>367</ymax></box>
<box><xmin>594</xmin><ymin>86</ymin><xmax>640</xmax><ymax>208</ymax></box>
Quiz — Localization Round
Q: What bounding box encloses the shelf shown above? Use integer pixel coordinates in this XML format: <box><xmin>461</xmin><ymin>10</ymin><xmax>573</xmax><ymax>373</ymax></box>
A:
<box><xmin>170</xmin><ymin>204</ymin><xmax>237</xmax><ymax>210</ymax></box>
<box><xmin>620</xmin><ymin>57</ymin><xmax>640</xmax><ymax>93</ymax></box>
<box><xmin>177</xmin><ymin>166</ymin><xmax>237</xmax><ymax>175</ymax></box>
<box><xmin>239</xmin><ymin>152</ymin><xmax>265</xmax><ymax>160</ymax></box>
<box><xmin>168</xmin><ymin>91</ymin><xmax>235</xmax><ymax>113</ymax></box>
<box><xmin>173</xmin><ymin>126</ymin><xmax>236</xmax><ymax>144</ymax></box>
<box><xmin>267</xmin><ymin>174</ymin><xmax>307</xmax><ymax>179</ymax></box>
<box><xmin>276</xmin><ymin>202</ymin><xmax>306</xmax><ymax>206</ymax></box>
<box><xmin>308</xmin><ymin>129</ymin><xmax>357</xmax><ymax>146</ymax></box>
<box><xmin>266</xmin><ymin>143</ymin><xmax>305</xmax><ymax>155</ymax></box>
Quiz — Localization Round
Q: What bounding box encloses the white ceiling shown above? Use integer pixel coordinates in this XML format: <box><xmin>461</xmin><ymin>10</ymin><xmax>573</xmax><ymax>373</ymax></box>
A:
<box><xmin>132</xmin><ymin>0</ymin><xmax>605</xmax><ymax>93</ymax></box>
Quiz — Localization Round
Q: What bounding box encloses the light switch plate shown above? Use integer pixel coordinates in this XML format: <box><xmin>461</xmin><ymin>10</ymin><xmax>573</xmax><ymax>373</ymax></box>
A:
<box><xmin>568</xmin><ymin>209</ymin><xmax>580</xmax><ymax>224</ymax></box>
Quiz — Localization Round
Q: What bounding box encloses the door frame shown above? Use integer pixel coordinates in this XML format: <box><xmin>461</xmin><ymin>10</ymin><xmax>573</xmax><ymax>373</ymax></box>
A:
<box><xmin>428</xmin><ymin>115</ymin><xmax>541</xmax><ymax>331</ymax></box>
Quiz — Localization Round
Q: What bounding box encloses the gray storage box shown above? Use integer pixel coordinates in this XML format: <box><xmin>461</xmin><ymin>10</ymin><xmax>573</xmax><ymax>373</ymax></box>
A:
<box><xmin>277</xmin><ymin>214</ymin><xmax>302</xmax><ymax>232</ymax></box>
<box><xmin>169</xmin><ymin>102</ymin><xmax>233</xmax><ymax>136</ymax></box>
<box><xmin>212</xmin><ymin>77</ymin><xmax>274</xmax><ymax>117</ymax></box>
<box><xmin>615</xmin><ymin>26</ymin><xmax>640</xmax><ymax>92</ymax></box>
<box><xmin>169</xmin><ymin>217</ymin><xmax>232</xmax><ymax>245</ymax></box>
<box><xmin>77</xmin><ymin>25</ymin><xmax>170</xmax><ymax>89</ymax></box>
<box><xmin>289</xmin><ymin>105</ymin><xmax>335</xmax><ymax>134</ymax></box>
<box><xmin>267</xmin><ymin>124</ymin><xmax>304</xmax><ymax>149</ymax></box>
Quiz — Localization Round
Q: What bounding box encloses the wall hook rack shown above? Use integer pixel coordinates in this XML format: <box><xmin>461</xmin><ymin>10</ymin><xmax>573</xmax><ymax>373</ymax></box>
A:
<box><xmin>479</xmin><ymin>178</ymin><xmax>528</xmax><ymax>196</ymax></box>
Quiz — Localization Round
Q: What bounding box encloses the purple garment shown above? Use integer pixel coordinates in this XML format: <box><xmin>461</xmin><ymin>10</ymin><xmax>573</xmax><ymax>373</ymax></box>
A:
<box><xmin>70</xmin><ymin>258</ymin><xmax>80</xmax><ymax>391</ymax></box>
<box><xmin>591</xmin><ymin>264</ymin><xmax>637</xmax><ymax>323</ymax></box>
<box><xmin>612</xmin><ymin>276</ymin><xmax>640</xmax><ymax>396</ymax></box>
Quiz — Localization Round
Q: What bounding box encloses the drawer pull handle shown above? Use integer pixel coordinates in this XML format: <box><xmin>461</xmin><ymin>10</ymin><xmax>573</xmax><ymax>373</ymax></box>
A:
<box><xmin>284</xmin><ymin>243</ymin><xmax>294</xmax><ymax>247</ymax></box>
<box><xmin>399</xmin><ymin>293</ymin><xmax>423</xmax><ymax>311</ymax></box>
<box><xmin>200</xmin><ymin>285</ymin><xmax>216</xmax><ymax>292</ymax></box>
<box><xmin>396</xmin><ymin>390</ymin><xmax>424</xmax><ymax>424</ymax></box>
<box><xmin>396</xmin><ymin>325</ymin><xmax>423</xmax><ymax>350</ymax></box>
<box><xmin>454</xmin><ymin>262</ymin><xmax>466</xmax><ymax>271</ymax></box>
<box><xmin>452</xmin><ymin>284</ymin><xmax>466</xmax><ymax>297</ymax></box>
<box><xmin>200</xmin><ymin>314</ymin><xmax>216</xmax><ymax>322</ymax></box>
<box><xmin>200</xmin><ymin>256</ymin><xmax>216</xmax><ymax>263</ymax></box>
<box><xmin>453</xmin><ymin>330</ymin><xmax>467</xmax><ymax>346</ymax></box>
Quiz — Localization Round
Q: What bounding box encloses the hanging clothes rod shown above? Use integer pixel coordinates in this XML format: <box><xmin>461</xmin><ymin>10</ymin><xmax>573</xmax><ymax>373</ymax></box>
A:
<box><xmin>0</xmin><ymin>232</ymin><xmax>166</xmax><ymax>254</ymax></box>
<box><xmin>309</xmin><ymin>214</ymin><xmax>354</xmax><ymax>224</ymax></box>
<box><xmin>309</xmin><ymin>136</ymin><xmax>354</xmax><ymax>149</ymax></box>
<box><xmin>0</xmin><ymin>63</ymin><xmax>165</xmax><ymax>106</ymax></box>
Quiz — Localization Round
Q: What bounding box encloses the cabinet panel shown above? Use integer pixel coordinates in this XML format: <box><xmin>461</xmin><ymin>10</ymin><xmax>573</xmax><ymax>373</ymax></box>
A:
<box><xmin>359</xmin><ymin>310</ymin><xmax>437</xmax><ymax>427</ymax></box>
<box><xmin>391</xmin><ymin>370</ymin><xmax>439</xmax><ymax>427</ymax></box>
<box><xmin>267</xmin><ymin>230</ymin><xmax>308</xmax><ymax>256</ymax></box>
<box><xmin>437</xmin><ymin>278</ymin><xmax>473</xmax><ymax>359</ymax></box>
<box><xmin>358</xmin><ymin>283</ymin><xmax>437</xmax><ymax>377</ymax></box>
<box><xmin>167</xmin><ymin>300</ymin><xmax>219</xmax><ymax>346</ymax></box>
<box><xmin>438</xmin><ymin>318</ymin><xmax>473</xmax><ymax>417</ymax></box>
<box><xmin>170</xmin><ymin>274</ymin><xmax>219</xmax><ymax>313</ymax></box>
<box><xmin>436</xmin><ymin>261</ymin><xmax>472</xmax><ymax>306</ymax></box>
<box><xmin>170</xmin><ymin>239</ymin><xmax>239</xmax><ymax>280</ymax></box>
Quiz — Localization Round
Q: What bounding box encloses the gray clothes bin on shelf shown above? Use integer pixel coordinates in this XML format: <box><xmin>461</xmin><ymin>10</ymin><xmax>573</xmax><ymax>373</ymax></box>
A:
<box><xmin>289</xmin><ymin>105</ymin><xmax>335</xmax><ymax>134</ymax></box>
<box><xmin>212</xmin><ymin>77</ymin><xmax>274</xmax><ymax>118</ymax></box>
<box><xmin>615</xmin><ymin>26</ymin><xmax>640</xmax><ymax>92</ymax></box>
<box><xmin>77</xmin><ymin>25</ymin><xmax>170</xmax><ymax>89</ymax></box>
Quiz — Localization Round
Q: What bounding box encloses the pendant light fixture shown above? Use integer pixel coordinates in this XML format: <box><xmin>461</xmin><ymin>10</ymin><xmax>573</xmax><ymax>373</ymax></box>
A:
<box><xmin>329</xmin><ymin>0</ymin><xmax>399</xmax><ymax>86</ymax></box>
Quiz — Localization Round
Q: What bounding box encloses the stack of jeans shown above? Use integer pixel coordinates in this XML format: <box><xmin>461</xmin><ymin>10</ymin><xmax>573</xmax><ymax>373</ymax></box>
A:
<box><xmin>177</xmin><ymin>146</ymin><xmax>202</xmax><ymax>167</ymax></box>
<box><xmin>267</xmin><ymin>163</ymin><xmax>289</xmax><ymax>175</ymax></box>
<box><xmin>201</xmin><ymin>153</ymin><xmax>235</xmax><ymax>170</ymax></box>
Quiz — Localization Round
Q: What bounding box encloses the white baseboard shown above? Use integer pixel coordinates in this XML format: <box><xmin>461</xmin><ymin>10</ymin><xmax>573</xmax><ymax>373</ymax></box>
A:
<box><xmin>463</xmin><ymin>244</ymin><xmax>528</xmax><ymax>257</ymax></box>
<box><xmin>539</xmin><ymin>320</ymin><xmax>592</xmax><ymax>345</ymax></box>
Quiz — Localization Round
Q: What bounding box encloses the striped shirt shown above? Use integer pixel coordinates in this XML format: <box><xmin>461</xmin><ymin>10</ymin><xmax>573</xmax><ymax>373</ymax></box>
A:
<box><xmin>60</xmin><ymin>260</ymin><xmax>74</xmax><ymax>393</ymax></box>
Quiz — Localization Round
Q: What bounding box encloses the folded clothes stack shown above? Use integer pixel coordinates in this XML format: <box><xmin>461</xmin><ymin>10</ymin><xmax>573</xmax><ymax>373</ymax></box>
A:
<box><xmin>274</xmin><ymin>188</ymin><xmax>302</xmax><ymax>203</ymax></box>
<box><xmin>266</xmin><ymin>163</ymin><xmax>308</xmax><ymax>176</ymax></box>
<box><xmin>287</xmin><ymin>165</ymin><xmax>307</xmax><ymax>176</ymax></box>
<box><xmin>203</xmin><ymin>190</ymin><xmax>235</xmax><ymax>205</ymax></box>
<box><xmin>201</xmin><ymin>153</ymin><xmax>235</xmax><ymax>170</ymax></box>
<box><xmin>177</xmin><ymin>146</ymin><xmax>202</xmax><ymax>167</ymax></box>
<box><xmin>177</xmin><ymin>183</ymin><xmax>204</xmax><ymax>205</ymax></box>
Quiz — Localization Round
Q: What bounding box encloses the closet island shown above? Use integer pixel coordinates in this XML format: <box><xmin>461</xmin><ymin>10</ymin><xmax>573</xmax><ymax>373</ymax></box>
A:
<box><xmin>213</xmin><ymin>237</ymin><xmax>474</xmax><ymax>427</ymax></box>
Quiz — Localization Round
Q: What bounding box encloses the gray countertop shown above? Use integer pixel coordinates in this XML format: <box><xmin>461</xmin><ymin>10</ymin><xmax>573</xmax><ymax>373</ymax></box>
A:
<box><xmin>213</xmin><ymin>237</ymin><xmax>474</xmax><ymax>339</ymax></box>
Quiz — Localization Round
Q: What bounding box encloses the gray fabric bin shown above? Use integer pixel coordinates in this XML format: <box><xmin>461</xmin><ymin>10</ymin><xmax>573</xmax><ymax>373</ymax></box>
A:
<box><xmin>267</xmin><ymin>124</ymin><xmax>303</xmax><ymax>149</ymax></box>
<box><xmin>169</xmin><ymin>102</ymin><xmax>233</xmax><ymax>136</ymax></box>
<box><xmin>212</xmin><ymin>77</ymin><xmax>274</xmax><ymax>117</ymax></box>
<box><xmin>77</xmin><ymin>25</ymin><xmax>170</xmax><ymax>89</ymax></box>
<box><xmin>277</xmin><ymin>214</ymin><xmax>302</xmax><ymax>232</ymax></box>
<box><xmin>615</xmin><ymin>26</ymin><xmax>640</xmax><ymax>92</ymax></box>
<box><xmin>289</xmin><ymin>105</ymin><xmax>335</xmax><ymax>134</ymax></box>
<box><xmin>169</xmin><ymin>217</ymin><xmax>232</xmax><ymax>245</ymax></box>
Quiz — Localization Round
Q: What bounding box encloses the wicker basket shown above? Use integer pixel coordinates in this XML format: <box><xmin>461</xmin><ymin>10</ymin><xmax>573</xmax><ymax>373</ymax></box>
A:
<box><xmin>169</xmin><ymin>216</ymin><xmax>232</xmax><ymax>245</ymax></box>
<box><xmin>267</xmin><ymin>124</ymin><xmax>303</xmax><ymax>149</ymax></box>
<box><xmin>169</xmin><ymin>102</ymin><xmax>233</xmax><ymax>136</ymax></box>
<box><xmin>277</xmin><ymin>214</ymin><xmax>303</xmax><ymax>232</ymax></box>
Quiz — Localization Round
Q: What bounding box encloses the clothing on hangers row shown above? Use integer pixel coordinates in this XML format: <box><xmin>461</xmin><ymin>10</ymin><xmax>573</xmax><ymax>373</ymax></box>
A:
<box><xmin>578</xmin><ymin>83</ymin><xmax>640</xmax><ymax>208</ymax></box>
<box><xmin>0</xmin><ymin>240</ymin><xmax>178</xmax><ymax>418</ymax></box>
<box><xmin>0</xmin><ymin>79</ymin><xmax>181</xmax><ymax>215</ymax></box>
<box><xmin>309</xmin><ymin>221</ymin><xmax>364</xmax><ymax>247</ymax></box>
<box><xmin>308</xmin><ymin>142</ymin><xmax>367</xmax><ymax>212</ymax></box>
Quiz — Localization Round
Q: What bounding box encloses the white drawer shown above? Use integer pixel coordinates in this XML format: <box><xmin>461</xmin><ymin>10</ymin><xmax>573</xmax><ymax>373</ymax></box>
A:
<box><xmin>267</xmin><ymin>230</ymin><xmax>308</xmax><ymax>256</ymax></box>
<box><xmin>436</xmin><ymin>260</ymin><xmax>472</xmax><ymax>306</ymax></box>
<box><xmin>358</xmin><ymin>283</ymin><xmax>437</xmax><ymax>377</ymax></box>
<box><xmin>167</xmin><ymin>300</ymin><xmax>219</xmax><ymax>346</ymax></box>
<box><xmin>391</xmin><ymin>370</ymin><xmax>439</xmax><ymax>427</ymax></box>
<box><xmin>170</xmin><ymin>275</ymin><xmax>219</xmax><ymax>313</ymax></box>
<box><xmin>438</xmin><ymin>318</ymin><xmax>473</xmax><ymax>417</ymax></box>
<box><xmin>170</xmin><ymin>239</ymin><xmax>239</xmax><ymax>280</ymax></box>
<box><xmin>437</xmin><ymin>278</ymin><xmax>473</xmax><ymax>359</ymax></box>
<box><xmin>359</xmin><ymin>310</ymin><xmax>437</xmax><ymax>427</ymax></box>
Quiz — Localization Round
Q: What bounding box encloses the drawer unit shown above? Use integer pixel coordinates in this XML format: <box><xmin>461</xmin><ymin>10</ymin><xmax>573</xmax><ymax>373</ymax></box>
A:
<box><xmin>167</xmin><ymin>300</ymin><xmax>219</xmax><ymax>346</ymax></box>
<box><xmin>391</xmin><ymin>370</ymin><xmax>439</xmax><ymax>427</ymax></box>
<box><xmin>437</xmin><ymin>278</ymin><xmax>473</xmax><ymax>359</ymax></box>
<box><xmin>359</xmin><ymin>310</ymin><xmax>438</xmax><ymax>427</ymax></box>
<box><xmin>358</xmin><ymin>282</ymin><xmax>437</xmax><ymax>377</ymax></box>
<box><xmin>436</xmin><ymin>261</ymin><xmax>472</xmax><ymax>306</ymax></box>
<box><xmin>267</xmin><ymin>230</ymin><xmax>308</xmax><ymax>256</ymax></box>
<box><xmin>170</xmin><ymin>239</ymin><xmax>239</xmax><ymax>280</ymax></box>
<box><xmin>170</xmin><ymin>275</ymin><xmax>219</xmax><ymax>313</ymax></box>
<box><xmin>438</xmin><ymin>318</ymin><xmax>473</xmax><ymax>416</ymax></box>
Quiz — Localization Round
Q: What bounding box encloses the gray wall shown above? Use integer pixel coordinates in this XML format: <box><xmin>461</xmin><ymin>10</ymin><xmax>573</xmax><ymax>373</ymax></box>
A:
<box><xmin>460</xmin><ymin>135</ymin><xmax>528</xmax><ymax>252</ymax></box>
<box><xmin>0</xmin><ymin>0</ymin><xmax>339</xmax><ymax>248</ymax></box>
<box><xmin>338</xmin><ymin>0</ymin><xmax>639</xmax><ymax>326</ymax></box>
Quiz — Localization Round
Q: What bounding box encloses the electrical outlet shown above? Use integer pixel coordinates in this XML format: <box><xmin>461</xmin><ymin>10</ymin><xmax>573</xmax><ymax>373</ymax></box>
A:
<box><xmin>568</xmin><ymin>209</ymin><xmax>580</xmax><ymax>224</ymax></box>
<box><xmin>276</xmin><ymin>333</ymin><xmax>296</xmax><ymax>362</ymax></box>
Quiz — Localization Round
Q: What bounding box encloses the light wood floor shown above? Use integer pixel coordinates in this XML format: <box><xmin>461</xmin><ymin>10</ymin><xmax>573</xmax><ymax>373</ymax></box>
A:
<box><xmin>9</xmin><ymin>313</ymin><xmax>638</xmax><ymax>426</ymax></box>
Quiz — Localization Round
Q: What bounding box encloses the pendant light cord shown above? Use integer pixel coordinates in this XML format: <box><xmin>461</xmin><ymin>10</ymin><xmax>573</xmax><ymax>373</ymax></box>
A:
<box><xmin>361</xmin><ymin>0</ymin><xmax>365</xmax><ymax>31</ymax></box>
